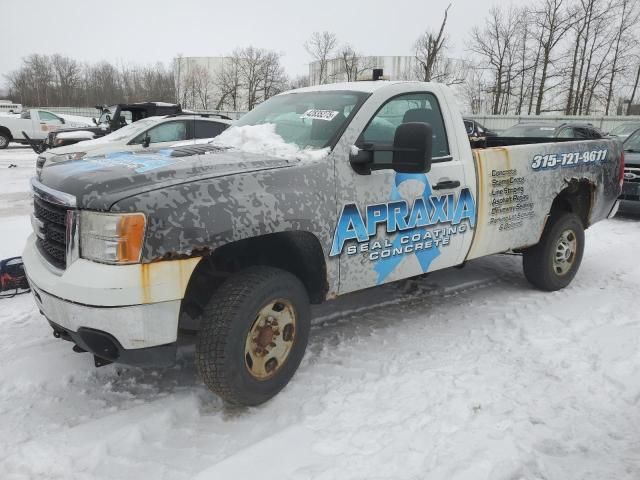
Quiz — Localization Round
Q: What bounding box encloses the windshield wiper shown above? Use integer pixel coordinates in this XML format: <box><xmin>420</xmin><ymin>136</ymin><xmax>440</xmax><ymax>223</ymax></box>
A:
<box><xmin>624</xmin><ymin>148</ymin><xmax>640</xmax><ymax>153</ymax></box>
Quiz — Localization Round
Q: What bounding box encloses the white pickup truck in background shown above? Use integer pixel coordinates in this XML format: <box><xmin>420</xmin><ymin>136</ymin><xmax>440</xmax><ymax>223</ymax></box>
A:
<box><xmin>0</xmin><ymin>109</ymin><xmax>92</xmax><ymax>149</ymax></box>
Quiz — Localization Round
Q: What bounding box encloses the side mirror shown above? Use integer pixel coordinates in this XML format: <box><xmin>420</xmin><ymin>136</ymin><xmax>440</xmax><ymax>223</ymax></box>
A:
<box><xmin>92</xmin><ymin>117</ymin><xmax>98</xmax><ymax>125</ymax></box>
<box><xmin>142</xmin><ymin>135</ymin><xmax>151</xmax><ymax>148</ymax></box>
<box><xmin>349</xmin><ymin>122</ymin><xmax>433</xmax><ymax>175</ymax></box>
<box><xmin>59</xmin><ymin>117</ymin><xmax>66</xmax><ymax>124</ymax></box>
<box><xmin>392</xmin><ymin>122</ymin><xmax>432</xmax><ymax>173</ymax></box>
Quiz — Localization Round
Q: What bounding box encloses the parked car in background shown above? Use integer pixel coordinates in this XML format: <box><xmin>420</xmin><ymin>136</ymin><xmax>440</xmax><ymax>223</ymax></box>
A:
<box><xmin>499</xmin><ymin>122</ymin><xmax>604</xmax><ymax>139</ymax></box>
<box><xmin>619</xmin><ymin>128</ymin><xmax>640</xmax><ymax>208</ymax></box>
<box><xmin>0</xmin><ymin>109</ymin><xmax>93</xmax><ymax>149</ymax></box>
<box><xmin>41</xmin><ymin>102</ymin><xmax>188</xmax><ymax>151</ymax></box>
<box><xmin>464</xmin><ymin>118</ymin><xmax>498</xmax><ymax>146</ymax></box>
<box><xmin>37</xmin><ymin>114</ymin><xmax>231</xmax><ymax>170</ymax></box>
<box><xmin>608</xmin><ymin>122</ymin><xmax>640</xmax><ymax>141</ymax></box>
<box><xmin>0</xmin><ymin>100</ymin><xmax>22</xmax><ymax>114</ymax></box>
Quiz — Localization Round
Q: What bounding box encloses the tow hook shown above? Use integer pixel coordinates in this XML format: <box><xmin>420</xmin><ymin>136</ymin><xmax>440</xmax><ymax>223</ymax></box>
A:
<box><xmin>94</xmin><ymin>356</ymin><xmax>113</xmax><ymax>368</ymax></box>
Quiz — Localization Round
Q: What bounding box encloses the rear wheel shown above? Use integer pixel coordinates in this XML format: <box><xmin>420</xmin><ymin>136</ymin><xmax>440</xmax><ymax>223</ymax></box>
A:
<box><xmin>0</xmin><ymin>132</ymin><xmax>10</xmax><ymax>149</ymax></box>
<box><xmin>522</xmin><ymin>212</ymin><xmax>584</xmax><ymax>291</ymax></box>
<box><xmin>196</xmin><ymin>266</ymin><xmax>310</xmax><ymax>406</ymax></box>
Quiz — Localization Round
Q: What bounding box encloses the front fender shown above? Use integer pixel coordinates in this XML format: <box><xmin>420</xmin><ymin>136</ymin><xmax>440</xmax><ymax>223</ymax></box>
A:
<box><xmin>111</xmin><ymin>161</ymin><xmax>337</xmax><ymax>263</ymax></box>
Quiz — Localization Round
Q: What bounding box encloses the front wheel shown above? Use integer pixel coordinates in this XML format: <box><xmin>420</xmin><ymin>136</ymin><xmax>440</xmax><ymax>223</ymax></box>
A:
<box><xmin>0</xmin><ymin>132</ymin><xmax>9</xmax><ymax>149</ymax></box>
<box><xmin>196</xmin><ymin>266</ymin><xmax>310</xmax><ymax>406</ymax></box>
<box><xmin>522</xmin><ymin>212</ymin><xmax>585</xmax><ymax>291</ymax></box>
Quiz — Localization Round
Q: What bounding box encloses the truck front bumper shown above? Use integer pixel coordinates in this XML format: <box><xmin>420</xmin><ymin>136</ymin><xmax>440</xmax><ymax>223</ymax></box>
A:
<box><xmin>30</xmin><ymin>282</ymin><xmax>180</xmax><ymax>366</ymax></box>
<box><xmin>23</xmin><ymin>234</ymin><xmax>201</xmax><ymax>367</ymax></box>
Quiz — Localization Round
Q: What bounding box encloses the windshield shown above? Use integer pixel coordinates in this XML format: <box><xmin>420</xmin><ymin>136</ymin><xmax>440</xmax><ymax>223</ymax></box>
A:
<box><xmin>97</xmin><ymin>117</ymin><xmax>160</xmax><ymax>143</ymax></box>
<box><xmin>610</xmin><ymin>123</ymin><xmax>640</xmax><ymax>135</ymax></box>
<box><xmin>233</xmin><ymin>91</ymin><xmax>368</xmax><ymax>149</ymax></box>
<box><xmin>500</xmin><ymin>124</ymin><xmax>557</xmax><ymax>138</ymax></box>
<box><xmin>98</xmin><ymin>105</ymin><xmax>117</xmax><ymax>124</ymax></box>
<box><xmin>624</xmin><ymin>129</ymin><xmax>640</xmax><ymax>151</ymax></box>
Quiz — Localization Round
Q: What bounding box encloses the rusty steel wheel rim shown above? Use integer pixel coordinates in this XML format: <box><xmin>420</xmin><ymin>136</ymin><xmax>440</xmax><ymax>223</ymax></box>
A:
<box><xmin>553</xmin><ymin>229</ymin><xmax>577</xmax><ymax>276</ymax></box>
<box><xmin>244</xmin><ymin>298</ymin><xmax>297</xmax><ymax>380</ymax></box>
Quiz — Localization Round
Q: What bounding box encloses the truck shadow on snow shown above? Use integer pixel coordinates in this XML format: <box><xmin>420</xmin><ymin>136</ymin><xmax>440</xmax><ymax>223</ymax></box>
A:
<box><xmin>92</xmin><ymin>254</ymin><xmax>528</xmax><ymax>407</ymax></box>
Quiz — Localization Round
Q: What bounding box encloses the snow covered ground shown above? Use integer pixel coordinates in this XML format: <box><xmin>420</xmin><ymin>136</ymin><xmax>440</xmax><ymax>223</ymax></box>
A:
<box><xmin>1</xmin><ymin>145</ymin><xmax>640</xmax><ymax>479</ymax></box>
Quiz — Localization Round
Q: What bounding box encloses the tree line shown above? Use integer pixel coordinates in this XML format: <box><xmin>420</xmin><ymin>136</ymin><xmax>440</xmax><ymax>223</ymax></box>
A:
<box><xmin>175</xmin><ymin>47</ymin><xmax>289</xmax><ymax>111</ymax></box>
<box><xmin>305</xmin><ymin>0</ymin><xmax>640</xmax><ymax>115</ymax></box>
<box><xmin>4</xmin><ymin>0</ymin><xmax>640</xmax><ymax>115</ymax></box>
<box><xmin>4</xmin><ymin>54</ymin><xmax>175</xmax><ymax>107</ymax></box>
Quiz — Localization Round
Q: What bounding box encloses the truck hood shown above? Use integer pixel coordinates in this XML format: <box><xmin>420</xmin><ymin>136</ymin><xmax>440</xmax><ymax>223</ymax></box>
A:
<box><xmin>38</xmin><ymin>145</ymin><xmax>297</xmax><ymax>210</ymax></box>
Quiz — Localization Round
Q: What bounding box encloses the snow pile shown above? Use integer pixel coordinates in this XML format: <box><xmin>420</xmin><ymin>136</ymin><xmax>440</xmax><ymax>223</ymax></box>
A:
<box><xmin>1</xmin><ymin>146</ymin><xmax>640</xmax><ymax>479</ymax></box>
<box><xmin>56</xmin><ymin>131</ymin><xmax>95</xmax><ymax>140</ymax></box>
<box><xmin>58</xmin><ymin>114</ymin><xmax>94</xmax><ymax>127</ymax></box>
<box><xmin>212</xmin><ymin>124</ymin><xmax>329</xmax><ymax>161</ymax></box>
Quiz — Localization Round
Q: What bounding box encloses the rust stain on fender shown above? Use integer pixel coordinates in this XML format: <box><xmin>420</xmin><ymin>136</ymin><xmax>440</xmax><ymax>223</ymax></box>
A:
<box><xmin>139</xmin><ymin>257</ymin><xmax>202</xmax><ymax>304</ymax></box>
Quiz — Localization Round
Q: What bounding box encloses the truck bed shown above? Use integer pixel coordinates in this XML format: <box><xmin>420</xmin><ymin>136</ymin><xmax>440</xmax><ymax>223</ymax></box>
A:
<box><xmin>473</xmin><ymin>136</ymin><xmax>605</xmax><ymax>148</ymax></box>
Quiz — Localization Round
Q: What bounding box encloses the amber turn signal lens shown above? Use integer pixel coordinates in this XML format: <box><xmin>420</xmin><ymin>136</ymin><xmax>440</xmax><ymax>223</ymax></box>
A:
<box><xmin>116</xmin><ymin>214</ymin><xmax>146</xmax><ymax>263</ymax></box>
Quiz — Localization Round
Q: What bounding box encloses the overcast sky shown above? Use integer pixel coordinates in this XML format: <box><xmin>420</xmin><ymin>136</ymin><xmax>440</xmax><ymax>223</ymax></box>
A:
<box><xmin>2</xmin><ymin>0</ymin><xmax>521</xmax><ymax>79</ymax></box>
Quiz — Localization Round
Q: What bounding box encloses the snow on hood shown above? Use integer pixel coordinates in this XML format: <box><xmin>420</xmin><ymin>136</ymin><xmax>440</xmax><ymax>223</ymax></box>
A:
<box><xmin>57</xmin><ymin>114</ymin><xmax>94</xmax><ymax>126</ymax></box>
<box><xmin>56</xmin><ymin>130</ymin><xmax>95</xmax><ymax>140</ymax></box>
<box><xmin>209</xmin><ymin>124</ymin><xmax>329</xmax><ymax>161</ymax></box>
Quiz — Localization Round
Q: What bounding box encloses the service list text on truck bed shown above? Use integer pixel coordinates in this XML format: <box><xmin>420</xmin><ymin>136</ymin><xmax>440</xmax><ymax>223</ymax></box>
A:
<box><xmin>24</xmin><ymin>81</ymin><xmax>623</xmax><ymax>405</ymax></box>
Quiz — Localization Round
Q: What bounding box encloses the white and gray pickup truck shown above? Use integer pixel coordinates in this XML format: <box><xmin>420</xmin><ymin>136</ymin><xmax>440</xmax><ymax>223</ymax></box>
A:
<box><xmin>0</xmin><ymin>109</ymin><xmax>92</xmax><ymax>149</ymax></box>
<box><xmin>23</xmin><ymin>81</ymin><xmax>624</xmax><ymax>405</ymax></box>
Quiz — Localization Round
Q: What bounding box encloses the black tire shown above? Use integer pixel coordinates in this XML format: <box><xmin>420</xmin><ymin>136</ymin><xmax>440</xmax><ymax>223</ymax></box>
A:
<box><xmin>522</xmin><ymin>212</ymin><xmax>585</xmax><ymax>291</ymax></box>
<box><xmin>0</xmin><ymin>132</ymin><xmax>9</xmax><ymax>149</ymax></box>
<box><xmin>196</xmin><ymin>266</ymin><xmax>310</xmax><ymax>406</ymax></box>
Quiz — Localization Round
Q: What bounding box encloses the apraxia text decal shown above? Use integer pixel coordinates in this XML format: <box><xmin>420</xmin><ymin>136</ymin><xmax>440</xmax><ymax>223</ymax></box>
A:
<box><xmin>330</xmin><ymin>173</ymin><xmax>476</xmax><ymax>283</ymax></box>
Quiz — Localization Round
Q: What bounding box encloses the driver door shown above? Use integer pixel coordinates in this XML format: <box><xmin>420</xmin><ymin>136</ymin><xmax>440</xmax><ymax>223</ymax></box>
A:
<box><xmin>332</xmin><ymin>89</ymin><xmax>475</xmax><ymax>294</ymax></box>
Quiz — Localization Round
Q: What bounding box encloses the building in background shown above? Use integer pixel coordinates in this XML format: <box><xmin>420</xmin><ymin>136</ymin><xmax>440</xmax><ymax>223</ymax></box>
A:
<box><xmin>308</xmin><ymin>56</ymin><xmax>419</xmax><ymax>86</ymax></box>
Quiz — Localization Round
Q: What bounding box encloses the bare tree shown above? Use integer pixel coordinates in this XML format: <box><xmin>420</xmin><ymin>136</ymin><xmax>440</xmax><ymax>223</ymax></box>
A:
<box><xmin>333</xmin><ymin>45</ymin><xmax>375</xmax><ymax>82</ymax></box>
<box><xmin>414</xmin><ymin>4</ymin><xmax>451</xmax><ymax>82</ymax></box>
<box><xmin>305</xmin><ymin>31</ymin><xmax>337</xmax><ymax>85</ymax></box>
<box><xmin>216</xmin><ymin>56</ymin><xmax>242</xmax><ymax>110</ymax></box>
<box><xmin>260</xmin><ymin>50</ymin><xmax>287</xmax><ymax>101</ymax></box>
<box><xmin>469</xmin><ymin>5</ymin><xmax>520</xmax><ymax>114</ymax></box>
<box><xmin>288</xmin><ymin>75</ymin><xmax>309</xmax><ymax>90</ymax></box>
<box><xmin>532</xmin><ymin>0</ymin><xmax>573</xmax><ymax>114</ymax></box>
<box><xmin>628</xmin><ymin>62</ymin><xmax>640</xmax><ymax>114</ymax></box>
<box><xmin>604</xmin><ymin>0</ymin><xmax>640</xmax><ymax>114</ymax></box>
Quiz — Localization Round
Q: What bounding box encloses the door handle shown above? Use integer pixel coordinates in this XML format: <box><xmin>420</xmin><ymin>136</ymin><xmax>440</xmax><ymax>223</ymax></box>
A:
<box><xmin>433</xmin><ymin>180</ymin><xmax>461</xmax><ymax>190</ymax></box>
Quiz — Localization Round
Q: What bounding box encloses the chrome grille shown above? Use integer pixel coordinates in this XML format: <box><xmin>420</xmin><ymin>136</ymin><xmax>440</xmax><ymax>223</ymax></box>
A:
<box><xmin>31</xmin><ymin>178</ymin><xmax>78</xmax><ymax>271</ymax></box>
<box><xmin>33</xmin><ymin>197</ymin><xmax>69</xmax><ymax>269</ymax></box>
<box><xmin>623</xmin><ymin>167</ymin><xmax>640</xmax><ymax>183</ymax></box>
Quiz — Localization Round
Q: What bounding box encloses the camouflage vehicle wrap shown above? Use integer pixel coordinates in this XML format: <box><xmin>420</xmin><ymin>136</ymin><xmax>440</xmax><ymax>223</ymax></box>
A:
<box><xmin>23</xmin><ymin>81</ymin><xmax>624</xmax><ymax>405</ymax></box>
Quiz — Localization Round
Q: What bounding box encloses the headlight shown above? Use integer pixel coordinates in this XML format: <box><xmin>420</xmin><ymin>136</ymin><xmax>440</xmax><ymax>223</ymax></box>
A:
<box><xmin>50</xmin><ymin>152</ymin><xmax>86</xmax><ymax>162</ymax></box>
<box><xmin>80</xmin><ymin>211</ymin><xmax>146</xmax><ymax>264</ymax></box>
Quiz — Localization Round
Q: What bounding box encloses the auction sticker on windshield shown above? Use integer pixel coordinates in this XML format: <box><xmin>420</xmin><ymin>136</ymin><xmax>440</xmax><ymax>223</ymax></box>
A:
<box><xmin>300</xmin><ymin>109</ymin><xmax>339</xmax><ymax>121</ymax></box>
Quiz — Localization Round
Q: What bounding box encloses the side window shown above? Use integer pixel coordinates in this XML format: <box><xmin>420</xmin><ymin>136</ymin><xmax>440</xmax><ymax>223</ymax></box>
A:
<box><xmin>361</xmin><ymin>92</ymin><xmax>450</xmax><ymax>160</ymax></box>
<box><xmin>556</xmin><ymin>127</ymin><xmax>574</xmax><ymax>138</ymax></box>
<box><xmin>194</xmin><ymin>120</ymin><xmax>227</xmax><ymax>139</ymax></box>
<box><xmin>133</xmin><ymin>121</ymin><xmax>187</xmax><ymax>144</ymax></box>
<box><xmin>38</xmin><ymin>111</ymin><xmax>61</xmax><ymax>122</ymax></box>
<box><xmin>573</xmin><ymin>128</ymin><xmax>590</xmax><ymax>139</ymax></box>
<box><xmin>464</xmin><ymin>120</ymin><xmax>474</xmax><ymax>135</ymax></box>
